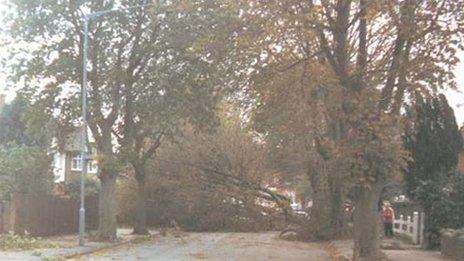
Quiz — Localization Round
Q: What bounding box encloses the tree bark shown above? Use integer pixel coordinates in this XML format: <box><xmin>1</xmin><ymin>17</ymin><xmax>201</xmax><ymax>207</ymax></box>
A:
<box><xmin>133</xmin><ymin>165</ymin><xmax>149</xmax><ymax>235</ymax></box>
<box><xmin>307</xmin><ymin>166</ymin><xmax>345</xmax><ymax>240</ymax></box>
<box><xmin>352</xmin><ymin>182</ymin><xmax>385</xmax><ymax>260</ymax></box>
<box><xmin>309</xmin><ymin>188</ymin><xmax>338</xmax><ymax>239</ymax></box>
<box><xmin>97</xmin><ymin>171</ymin><xmax>118</xmax><ymax>241</ymax></box>
<box><xmin>330</xmin><ymin>180</ymin><xmax>345</xmax><ymax>235</ymax></box>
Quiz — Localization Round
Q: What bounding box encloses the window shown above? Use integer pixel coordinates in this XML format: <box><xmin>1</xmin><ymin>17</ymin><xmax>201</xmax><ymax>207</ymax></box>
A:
<box><xmin>72</xmin><ymin>154</ymin><xmax>98</xmax><ymax>173</ymax></box>
<box><xmin>71</xmin><ymin>154</ymin><xmax>82</xmax><ymax>171</ymax></box>
<box><xmin>88</xmin><ymin>160</ymin><xmax>98</xmax><ymax>173</ymax></box>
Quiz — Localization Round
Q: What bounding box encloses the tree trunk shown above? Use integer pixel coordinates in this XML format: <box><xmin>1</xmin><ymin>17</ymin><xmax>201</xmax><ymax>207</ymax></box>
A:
<box><xmin>306</xmin><ymin>116</ymin><xmax>347</xmax><ymax>240</ymax></box>
<box><xmin>97</xmin><ymin>171</ymin><xmax>118</xmax><ymax>241</ymax></box>
<box><xmin>308</xmin><ymin>187</ymin><xmax>333</xmax><ymax>239</ymax></box>
<box><xmin>133</xmin><ymin>166</ymin><xmax>149</xmax><ymax>235</ymax></box>
<box><xmin>330</xmin><ymin>179</ymin><xmax>345</xmax><ymax>235</ymax></box>
<box><xmin>352</xmin><ymin>182</ymin><xmax>385</xmax><ymax>260</ymax></box>
<box><xmin>308</xmin><ymin>170</ymin><xmax>344</xmax><ymax>240</ymax></box>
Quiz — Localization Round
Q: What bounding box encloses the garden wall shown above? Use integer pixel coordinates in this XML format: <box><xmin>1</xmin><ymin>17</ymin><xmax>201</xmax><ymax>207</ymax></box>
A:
<box><xmin>0</xmin><ymin>193</ymin><xmax>98</xmax><ymax>237</ymax></box>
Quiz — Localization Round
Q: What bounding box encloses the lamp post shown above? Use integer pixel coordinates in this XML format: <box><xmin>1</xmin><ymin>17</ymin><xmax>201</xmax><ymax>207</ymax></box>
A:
<box><xmin>79</xmin><ymin>14</ymin><xmax>89</xmax><ymax>247</ymax></box>
<box><xmin>79</xmin><ymin>2</ymin><xmax>156</xmax><ymax>246</ymax></box>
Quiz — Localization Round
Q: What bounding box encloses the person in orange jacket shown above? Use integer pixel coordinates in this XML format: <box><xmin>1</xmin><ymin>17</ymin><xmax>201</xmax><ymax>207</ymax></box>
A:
<box><xmin>382</xmin><ymin>201</ymin><xmax>395</xmax><ymax>238</ymax></box>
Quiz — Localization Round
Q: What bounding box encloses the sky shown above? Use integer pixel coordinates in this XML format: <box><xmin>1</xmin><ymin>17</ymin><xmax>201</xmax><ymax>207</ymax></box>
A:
<box><xmin>0</xmin><ymin>1</ymin><xmax>463</xmax><ymax>125</ymax></box>
<box><xmin>448</xmin><ymin>53</ymin><xmax>464</xmax><ymax>125</ymax></box>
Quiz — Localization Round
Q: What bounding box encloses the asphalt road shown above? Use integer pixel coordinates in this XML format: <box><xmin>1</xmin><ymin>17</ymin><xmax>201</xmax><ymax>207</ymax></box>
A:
<box><xmin>0</xmin><ymin>231</ymin><xmax>445</xmax><ymax>260</ymax></box>
<box><xmin>77</xmin><ymin>232</ymin><xmax>331</xmax><ymax>261</ymax></box>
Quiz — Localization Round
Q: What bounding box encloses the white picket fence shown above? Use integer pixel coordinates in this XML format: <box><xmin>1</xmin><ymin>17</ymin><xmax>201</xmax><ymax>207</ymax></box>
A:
<box><xmin>393</xmin><ymin>212</ymin><xmax>425</xmax><ymax>245</ymax></box>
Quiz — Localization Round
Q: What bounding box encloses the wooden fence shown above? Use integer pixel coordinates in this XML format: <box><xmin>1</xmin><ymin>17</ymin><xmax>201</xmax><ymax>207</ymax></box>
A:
<box><xmin>0</xmin><ymin>194</ymin><xmax>98</xmax><ymax>236</ymax></box>
<box><xmin>393</xmin><ymin>211</ymin><xmax>425</xmax><ymax>245</ymax></box>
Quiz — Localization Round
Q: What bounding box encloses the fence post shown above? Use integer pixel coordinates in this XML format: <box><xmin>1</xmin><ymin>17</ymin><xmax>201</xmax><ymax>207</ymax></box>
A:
<box><xmin>399</xmin><ymin>214</ymin><xmax>404</xmax><ymax>232</ymax></box>
<box><xmin>407</xmin><ymin>215</ymin><xmax>412</xmax><ymax>234</ymax></box>
<box><xmin>412</xmin><ymin>212</ymin><xmax>419</xmax><ymax>244</ymax></box>
<box><xmin>420</xmin><ymin>212</ymin><xmax>425</xmax><ymax>246</ymax></box>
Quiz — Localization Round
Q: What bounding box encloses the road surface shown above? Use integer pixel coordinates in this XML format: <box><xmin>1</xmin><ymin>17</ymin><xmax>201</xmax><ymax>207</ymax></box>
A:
<box><xmin>77</xmin><ymin>232</ymin><xmax>331</xmax><ymax>261</ymax></box>
<box><xmin>79</xmin><ymin>232</ymin><xmax>446</xmax><ymax>261</ymax></box>
<box><xmin>0</xmin><ymin>231</ymin><xmax>446</xmax><ymax>260</ymax></box>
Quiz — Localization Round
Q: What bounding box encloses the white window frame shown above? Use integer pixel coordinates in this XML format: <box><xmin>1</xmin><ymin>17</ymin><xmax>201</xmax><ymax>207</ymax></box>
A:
<box><xmin>71</xmin><ymin>154</ymin><xmax>83</xmax><ymax>171</ymax></box>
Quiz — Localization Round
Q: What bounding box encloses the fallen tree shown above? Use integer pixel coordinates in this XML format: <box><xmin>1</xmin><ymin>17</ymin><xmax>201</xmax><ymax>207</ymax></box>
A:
<box><xmin>117</xmin><ymin>107</ymin><xmax>296</xmax><ymax>231</ymax></box>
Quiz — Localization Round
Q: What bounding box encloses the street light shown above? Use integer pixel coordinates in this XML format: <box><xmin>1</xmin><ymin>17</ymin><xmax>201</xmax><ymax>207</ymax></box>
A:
<box><xmin>79</xmin><ymin>2</ymin><xmax>156</xmax><ymax>246</ymax></box>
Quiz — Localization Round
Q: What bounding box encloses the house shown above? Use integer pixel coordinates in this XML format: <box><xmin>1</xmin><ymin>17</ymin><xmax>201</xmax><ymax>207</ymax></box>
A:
<box><xmin>52</xmin><ymin>129</ymin><xmax>98</xmax><ymax>183</ymax></box>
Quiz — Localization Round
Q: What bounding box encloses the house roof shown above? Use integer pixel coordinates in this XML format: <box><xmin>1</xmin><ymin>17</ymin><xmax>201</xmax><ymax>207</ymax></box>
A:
<box><xmin>60</xmin><ymin>127</ymin><xmax>95</xmax><ymax>152</ymax></box>
<box><xmin>63</xmin><ymin>129</ymin><xmax>82</xmax><ymax>152</ymax></box>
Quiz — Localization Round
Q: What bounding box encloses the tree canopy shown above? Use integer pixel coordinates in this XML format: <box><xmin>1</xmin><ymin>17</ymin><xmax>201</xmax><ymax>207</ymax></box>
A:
<box><xmin>5</xmin><ymin>0</ymin><xmax>235</xmax><ymax>239</ymax></box>
<box><xmin>403</xmin><ymin>93</ymin><xmax>463</xmax><ymax>249</ymax></box>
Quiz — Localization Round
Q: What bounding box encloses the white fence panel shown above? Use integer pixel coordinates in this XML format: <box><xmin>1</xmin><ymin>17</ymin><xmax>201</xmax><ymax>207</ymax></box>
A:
<box><xmin>393</xmin><ymin>211</ymin><xmax>425</xmax><ymax>245</ymax></box>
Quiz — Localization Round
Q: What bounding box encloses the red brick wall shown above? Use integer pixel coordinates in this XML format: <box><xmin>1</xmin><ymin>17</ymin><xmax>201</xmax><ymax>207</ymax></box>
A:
<box><xmin>458</xmin><ymin>152</ymin><xmax>464</xmax><ymax>175</ymax></box>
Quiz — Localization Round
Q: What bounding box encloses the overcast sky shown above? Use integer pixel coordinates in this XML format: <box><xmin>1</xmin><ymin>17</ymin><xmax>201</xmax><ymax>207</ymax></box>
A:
<box><xmin>448</xmin><ymin>53</ymin><xmax>464</xmax><ymax>125</ymax></box>
<box><xmin>0</xmin><ymin>1</ymin><xmax>463</xmax><ymax>125</ymax></box>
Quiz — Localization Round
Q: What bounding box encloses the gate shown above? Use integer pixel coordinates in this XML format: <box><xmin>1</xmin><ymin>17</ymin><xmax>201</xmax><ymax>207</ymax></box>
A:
<box><xmin>393</xmin><ymin>211</ymin><xmax>425</xmax><ymax>245</ymax></box>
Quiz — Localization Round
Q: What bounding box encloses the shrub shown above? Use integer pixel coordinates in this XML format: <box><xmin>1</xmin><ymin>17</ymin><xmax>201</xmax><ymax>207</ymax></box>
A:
<box><xmin>415</xmin><ymin>172</ymin><xmax>464</xmax><ymax>249</ymax></box>
<box><xmin>67</xmin><ymin>176</ymin><xmax>100</xmax><ymax>199</ymax></box>
<box><xmin>0</xmin><ymin>144</ymin><xmax>52</xmax><ymax>200</ymax></box>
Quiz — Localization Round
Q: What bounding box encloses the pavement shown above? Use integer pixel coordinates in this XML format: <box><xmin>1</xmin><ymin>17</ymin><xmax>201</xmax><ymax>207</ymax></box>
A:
<box><xmin>385</xmin><ymin>250</ymin><xmax>448</xmax><ymax>261</ymax></box>
<box><xmin>0</xmin><ymin>243</ymin><xmax>114</xmax><ymax>261</ymax></box>
<box><xmin>332</xmin><ymin>239</ymin><xmax>447</xmax><ymax>261</ymax></box>
<box><xmin>0</xmin><ymin>228</ymin><xmax>142</xmax><ymax>260</ymax></box>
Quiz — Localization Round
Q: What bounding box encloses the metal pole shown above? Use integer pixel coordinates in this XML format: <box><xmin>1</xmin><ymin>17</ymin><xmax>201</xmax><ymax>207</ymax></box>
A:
<box><xmin>77</xmin><ymin>2</ymin><xmax>156</xmax><ymax>246</ymax></box>
<box><xmin>79</xmin><ymin>16</ymin><xmax>89</xmax><ymax>247</ymax></box>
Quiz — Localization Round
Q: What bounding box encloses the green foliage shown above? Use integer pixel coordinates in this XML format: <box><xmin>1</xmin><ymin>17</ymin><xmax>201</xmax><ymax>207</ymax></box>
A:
<box><xmin>391</xmin><ymin>200</ymin><xmax>421</xmax><ymax>217</ymax></box>
<box><xmin>0</xmin><ymin>94</ymin><xmax>55</xmax><ymax>199</ymax></box>
<box><xmin>5</xmin><ymin>0</ymin><xmax>230</xmax><ymax>159</ymax></box>
<box><xmin>0</xmin><ymin>143</ymin><xmax>52</xmax><ymax>199</ymax></box>
<box><xmin>403</xmin><ymin>93</ymin><xmax>463</xmax><ymax>249</ymax></box>
<box><xmin>5</xmin><ymin>0</ymin><xmax>234</xmax><ymax>237</ymax></box>
<box><xmin>67</xmin><ymin>176</ymin><xmax>100</xmax><ymax>199</ymax></box>
<box><xmin>404</xmin><ymin>94</ymin><xmax>462</xmax><ymax>197</ymax></box>
<box><xmin>413</xmin><ymin>172</ymin><xmax>464</xmax><ymax>249</ymax></box>
<box><xmin>0</xmin><ymin>232</ymin><xmax>57</xmax><ymax>251</ymax></box>
<box><xmin>0</xmin><ymin>94</ymin><xmax>55</xmax><ymax>148</ymax></box>
<box><xmin>0</xmin><ymin>96</ymin><xmax>29</xmax><ymax>145</ymax></box>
